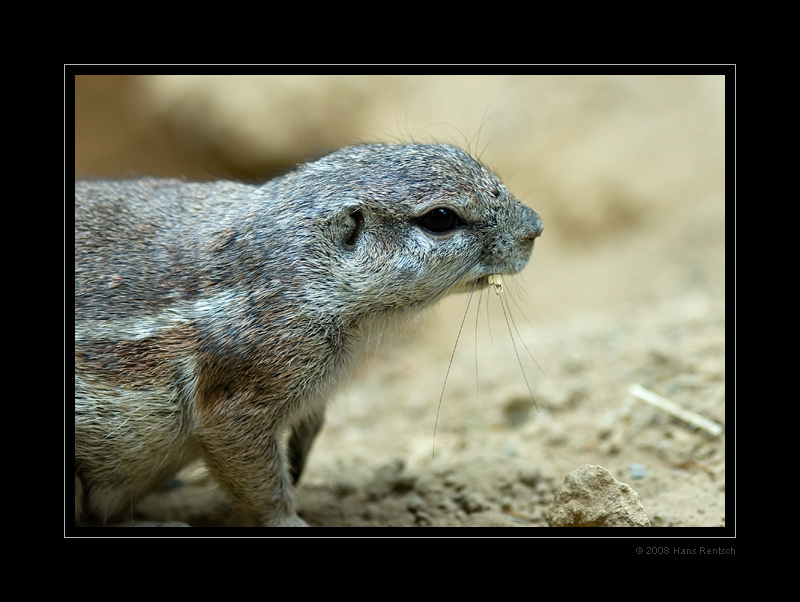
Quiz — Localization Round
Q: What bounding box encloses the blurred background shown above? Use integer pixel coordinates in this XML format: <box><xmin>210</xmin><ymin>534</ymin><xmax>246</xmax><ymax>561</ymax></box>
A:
<box><xmin>74</xmin><ymin>74</ymin><xmax>725</xmax><ymax>322</ymax></box>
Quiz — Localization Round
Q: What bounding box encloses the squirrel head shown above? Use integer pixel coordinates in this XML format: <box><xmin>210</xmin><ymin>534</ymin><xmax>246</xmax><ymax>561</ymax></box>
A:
<box><xmin>268</xmin><ymin>144</ymin><xmax>542</xmax><ymax>321</ymax></box>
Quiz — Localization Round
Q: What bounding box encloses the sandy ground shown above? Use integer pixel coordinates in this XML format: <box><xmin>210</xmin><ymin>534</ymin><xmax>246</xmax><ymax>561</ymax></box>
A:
<box><xmin>71</xmin><ymin>74</ymin><xmax>730</xmax><ymax>536</ymax></box>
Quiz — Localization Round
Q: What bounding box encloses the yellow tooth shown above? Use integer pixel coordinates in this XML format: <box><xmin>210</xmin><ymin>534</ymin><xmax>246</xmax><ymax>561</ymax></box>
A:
<box><xmin>487</xmin><ymin>273</ymin><xmax>504</xmax><ymax>295</ymax></box>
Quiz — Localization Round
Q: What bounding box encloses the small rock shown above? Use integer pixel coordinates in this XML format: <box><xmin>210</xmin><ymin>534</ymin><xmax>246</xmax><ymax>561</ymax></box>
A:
<box><xmin>366</xmin><ymin>458</ymin><xmax>415</xmax><ymax>499</ymax></box>
<box><xmin>629</xmin><ymin>463</ymin><xmax>647</xmax><ymax>479</ymax></box>
<box><xmin>504</xmin><ymin>397</ymin><xmax>535</xmax><ymax>427</ymax></box>
<box><xmin>406</xmin><ymin>495</ymin><xmax>428</xmax><ymax>514</ymax></box>
<box><xmin>519</xmin><ymin>467</ymin><xmax>542</xmax><ymax>488</ymax></box>
<box><xmin>334</xmin><ymin>477</ymin><xmax>358</xmax><ymax>497</ymax></box>
<box><xmin>455</xmin><ymin>492</ymin><xmax>486</xmax><ymax>514</ymax></box>
<box><xmin>546</xmin><ymin>464</ymin><xmax>651</xmax><ymax>527</ymax></box>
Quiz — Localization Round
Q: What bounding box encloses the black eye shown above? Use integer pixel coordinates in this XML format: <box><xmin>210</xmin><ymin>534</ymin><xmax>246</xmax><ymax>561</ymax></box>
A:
<box><xmin>418</xmin><ymin>207</ymin><xmax>464</xmax><ymax>234</ymax></box>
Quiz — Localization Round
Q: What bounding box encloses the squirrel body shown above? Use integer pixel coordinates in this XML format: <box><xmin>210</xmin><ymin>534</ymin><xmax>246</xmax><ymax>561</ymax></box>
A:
<box><xmin>74</xmin><ymin>144</ymin><xmax>542</xmax><ymax>526</ymax></box>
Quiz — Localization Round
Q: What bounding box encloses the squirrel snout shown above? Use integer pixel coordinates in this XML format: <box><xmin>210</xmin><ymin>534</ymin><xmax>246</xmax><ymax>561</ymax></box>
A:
<box><xmin>519</xmin><ymin>206</ymin><xmax>543</xmax><ymax>245</ymax></box>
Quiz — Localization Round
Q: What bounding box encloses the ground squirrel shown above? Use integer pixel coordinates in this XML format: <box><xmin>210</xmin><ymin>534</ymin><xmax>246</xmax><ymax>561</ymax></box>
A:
<box><xmin>74</xmin><ymin>143</ymin><xmax>543</xmax><ymax>527</ymax></box>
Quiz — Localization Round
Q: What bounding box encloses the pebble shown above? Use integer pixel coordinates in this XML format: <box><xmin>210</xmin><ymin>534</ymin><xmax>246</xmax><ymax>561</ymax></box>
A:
<box><xmin>546</xmin><ymin>464</ymin><xmax>651</xmax><ymax>527</ymax></box>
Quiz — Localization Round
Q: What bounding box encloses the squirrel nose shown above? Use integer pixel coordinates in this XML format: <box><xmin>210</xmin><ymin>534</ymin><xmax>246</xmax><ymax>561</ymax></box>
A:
<box><xmin>520</xmin><ymin>206</ymin><xmax>543</xmax><ymax>243</ymax></box>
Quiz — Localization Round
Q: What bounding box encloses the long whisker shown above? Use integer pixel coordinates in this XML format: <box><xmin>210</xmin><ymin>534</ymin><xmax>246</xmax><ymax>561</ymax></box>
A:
<box><xmin>497</xmin><ymin>283</ymin><xmax>540</xmax><ymax>411</ymax></box>
<box><xmin>432</xmin><ymin>277</ymin><xmax>478</xmax><ymax>460</ymax></box>
<box><xmin>474</xmin><ymin>283</ymin><xmax>483</xmax><ymax>404</ymax></box>
<box><xmin>511</xmin><ymin>271</ymin><xmax>537</xmax><ymax>305</ymax></box>
<box><xmin>502</xmin><ymin>280</ymin><xmax>546</xmax><ymax>377</ymax></box>
<box><xmin>485</xmin><ymin>282</ymin><xmax>495</xmax><ymax>346</ymax></box>
<box><xmin>507</xmin><ymin>275</ymin><xmax>538</xmax><ymax>331</ymax></box>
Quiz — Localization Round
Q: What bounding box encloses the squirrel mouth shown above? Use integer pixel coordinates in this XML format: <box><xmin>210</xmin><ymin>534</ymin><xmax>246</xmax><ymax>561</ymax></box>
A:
<box><xmin>472</xmin><ymin>273</ymin><xmax>504</xmax><ymax>295</ymax></box>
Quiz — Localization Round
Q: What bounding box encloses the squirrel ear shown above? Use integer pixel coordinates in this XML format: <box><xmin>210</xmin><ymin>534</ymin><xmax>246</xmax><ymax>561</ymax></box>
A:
<box><xmin>338</xmin><ymin>205</ymin><xmax>365</xmax><ymax>252</ymax></box>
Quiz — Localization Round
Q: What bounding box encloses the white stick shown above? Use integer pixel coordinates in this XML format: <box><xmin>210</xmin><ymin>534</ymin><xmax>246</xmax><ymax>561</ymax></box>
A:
<box><xmin>629</xmin><ymin>384</ymin><xmax>723</xmax><ymax>436</ymax></box>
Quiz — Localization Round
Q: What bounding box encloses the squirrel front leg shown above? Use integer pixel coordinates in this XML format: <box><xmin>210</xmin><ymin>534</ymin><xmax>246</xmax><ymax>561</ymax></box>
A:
<box><xmin>195</xmin><ymin>395</ymin><xmax>308</xmax><ymax>527</ymax></box>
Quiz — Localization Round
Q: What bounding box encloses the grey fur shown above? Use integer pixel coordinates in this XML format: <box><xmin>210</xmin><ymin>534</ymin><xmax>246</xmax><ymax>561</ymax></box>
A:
<box><xmin>74</xmin><ymin>143</ymin><xmax>542</xmax><ymax>526</ymax></box>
